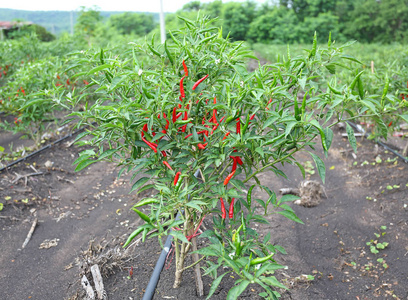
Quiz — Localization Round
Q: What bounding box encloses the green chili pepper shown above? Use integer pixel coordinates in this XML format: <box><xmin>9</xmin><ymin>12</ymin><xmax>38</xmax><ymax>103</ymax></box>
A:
<box><xmin>250</xmin><ymin>253</ymin><xmax>274</xmax><ymax>266</ymax></box>
<box><xmin>133</xmin><ymin>198</ymin><xmax>159</xmax><ymax>208</ymax></box>
<box><xmin>241</xmin><ymin>113</ymin><xmax>251</xmax><ymax>136</ymax></box>
<box><xmin>133</xmin><ymin>208</ymin><xmax>151</xmax><ymax>223</ymax></box>
<box><xmin>164</xmin><ymin>40</ymin><xmax>174</xmax><ymax>66</ymax></box>
<box><xmin>350</xmin><ymin>70</ymin><xmax>364</xmax><ymax>91</ymax></box>
<box><xmin>122</xmin><ymin>227</ymin><xmax>144</xmax><ymax>248</ymax></box>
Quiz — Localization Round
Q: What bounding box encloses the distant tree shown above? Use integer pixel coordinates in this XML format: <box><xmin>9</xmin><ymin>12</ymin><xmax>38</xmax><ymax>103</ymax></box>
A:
<box><xmin>75</xmin><ymin>6</ymin><xmax>103</xmax><ymax>44</ymax></box>
<box><xmin>222</xmin><ymin>1</ymin><xmax>257</xmax><ymax>41</ymax></box>
<box><xmin>182</xmin><ymin>1</ymin><xmax>202</xmax><ymax>11</ymax></box>
<box><xmin>7</xmin><ymin>23</ymin><xmax>55</xmax><ymax>42</ymax></box>
<box><xmin>109</xmin><ymin>12</ymin><xmax>155</xmax><ymax>36</ymax></box>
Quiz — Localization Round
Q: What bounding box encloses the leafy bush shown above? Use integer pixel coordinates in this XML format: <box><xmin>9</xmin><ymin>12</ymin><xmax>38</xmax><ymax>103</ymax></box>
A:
<box><xmin>63</xmin><ymin>16</ymin><xmax>399</xmax><ymax>299</ymax></box>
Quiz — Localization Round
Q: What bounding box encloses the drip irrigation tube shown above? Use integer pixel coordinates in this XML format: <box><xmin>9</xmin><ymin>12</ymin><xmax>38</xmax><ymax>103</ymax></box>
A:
<box><xmin>0</xmin><ymin>125</ymin><xmax>87</xmax><ymax>173</ymax></box>
<box><xmin>347</xmin><ymin>121</ymin><xmax>408</xmax><ymax>164</ymax></box>
<box><xmin>142</xmin><ymin>170</ymin><xmax>201</xmax><ymax>300</ymax></box>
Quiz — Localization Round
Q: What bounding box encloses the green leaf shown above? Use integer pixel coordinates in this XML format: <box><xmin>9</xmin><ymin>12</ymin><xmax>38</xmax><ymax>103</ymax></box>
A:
<box><xmin>75</xmin><ymin>159</ymin><xmax>96</xmax><ymax>172</ymax></box>
<box><xmin>206</xmin><ymin>272</ymin><xmax>228</xmax><ymax>300</ymax></box>
<box><xmin>98</xmin><ymin>149</ymin><xmax>118</xmax><ymax>160</ymax></box>
<box><xmin>308</xmin><ymin>152</ymin><xmax>326</xmax><ymax>184</ymax></box>
<box><xmin>260</xmin><ymin>276</ymin><xmax>288</xmax><ymax>290</ymax></box>
<box><xmin>87</xmin><ymin>64</ymin><xmax>111</xmax><ymax>75</ymax></box>
<box><xmin>130</xmin><ymin>177</ymin><xmax>150</xmax><ymax>193</ymax></box>
<box><xmin>345</xmin><ymin>123</ymin><xmax>357</xmax><ymax>153</ymax></box>
<box><xmin>277</xmin><ymin>210</ymin><xmax>304</xmax><ymax>224</ymax></box>
<box><xmin>279</xmin><ymin>194</ymin><xmax>300</xmax><ymax>203</ymax></box>
<box><xmin>284</xmin><ymin>121</ymin><xmax>297</xmax><ymax>137</ymax></box>
<box><xmin>192</xmin><ymin>246</ymin><xmax>220</xmax><ymax>256</ymax></box>
<box><xmin>323</xmin><ymin>127</ymin><xmax>333</xmax><ymax>150</ymax></box>
<box><xmin>185</xmin><ymin>201</ymin><xmax>203</xmax><ymax>212</ymax></box>
<box><xmin>170</xmin><ymin>230</ymin><xmax>190</xmax><ymax>244</ymax></box>
<box><xmin>295</xmin><ymin>162</ymin><xmax>305</xmax><ymax>178</ymax></box>
<box><xmin>340</xmin><ymin>54</ymin><xmax>362</xmax><ymax>65</ymax></box>
<box><xmin>226</xmin><ymin>280</ymin><xmax>250</xmax><ymax>300</ymax></box>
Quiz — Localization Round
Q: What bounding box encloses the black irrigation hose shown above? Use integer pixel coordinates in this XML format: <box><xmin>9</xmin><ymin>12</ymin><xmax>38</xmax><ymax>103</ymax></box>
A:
<box><xmin>142</xmin><ymin>170</ymin><xmax>201</xmax><ymax>300</ymax></box>
<box><xmin>0</xmin><ymin>125</ymin><xmax>88</xmax><ymax>173</ymax></box>
<box><xmin>347</xmin><ymin>121</ymin><xmax>408</xmax><ymax>164</ymax></box>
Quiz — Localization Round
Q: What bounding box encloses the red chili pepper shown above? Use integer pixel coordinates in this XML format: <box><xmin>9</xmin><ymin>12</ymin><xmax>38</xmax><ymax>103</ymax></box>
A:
<box><xmin>220</xmin><ymin>197</ymin><xmax>226</xmax><ymax>219</ymax></box>
<box><xmin>57</xmin><ymin>74</ymin><xmax>60</xmax><ymax>79</ymax></box>
<box><xmin>66</xmin><ymin>79</ymin><xmax>70</xmax><ymax>85</ymax></box>
<box><xmin>210</xmin><ymin>123</ymin><xmax>220</xmax><ymax>135</ymax></box>
<box><xmin>180</xmin><ymin>75</ymin><xmax>186</xmax><ymax>98</ymax></box>
<box><xmin>163</xmin><ymin>161</ymin><xmax>173</xmax><ymax>170</ymax></box>
<box><xmin>21</xmin><ymin>88</ymin><xmax>25</xmax><ymax>95</ymax></box>
<box><xmin>83</xmin><ymin>80</ymin><xmax>89</xmax><ymax>85</ymax></box>
<box><xmin>222</xmin><ymin>132</ymin><xmax>230</xmax><ymax>140</ymax></box>
<box><xmin>182</xmin><ymin>111</ymin><xmax>188</xmax><ymax>132</ymax></box>
<box><xmin>198</xmin><ymin>143</ymin><xmax>208</xmax><ymax>150</ymax></box>
<box><xmin>172</xmin><ymin>107</ymin><xmax>177</xmax><ymax>123</ymax></box>
<box><xmin>142</xmin><ymin>137</ymin><xmax>157</xmax><ymax>153</ymax></box>
<box><xmin>182</xmin><ymin>60</ymin><xmax>188</xmax><ymax>77</ymax></box>
<box><xmin>224</xmin><ymin>170</ymin><xmax>236</xmax><ymax>186</ymax></box>
<box><xmin>388</xmin><ymin>121</ymin><xmax>393</xmax><ymax>127</ymax></box>
<box><xmin>231</xmin><ymin>157</ymin><xmax>238</xmax><ymax>172</ymax></box>
<box><xmin>219</xmin><ymin>116</ymin><xmax>226</xmax><ymax>123</ymax></box>
<box><xmin>192</xmin><ymin>75</ymin><xmax>209</xmax><ymax>90</ymax></box>
<box><xmin>266</xmin><ymin>98</ymin><xmax>272</xmax><ymax>110</ymax></box>
<box><xmin>174</xmin><ymin>172</ymin><xmax>181</xmax><ymax>185</ymax></box>
<box><xmin>402</xmin><ymin>94</ymin><xmax>406</xmax><ymax>100</ymax></box>
<box><xmin>229</xmin><ymin>198</ymin><xmax>235</xmax><ymax>219</ymax></box>
<box><xmin>236</xmin><ymin>118</ymin><xmax>241</xmax><ymax>134</ymax></box>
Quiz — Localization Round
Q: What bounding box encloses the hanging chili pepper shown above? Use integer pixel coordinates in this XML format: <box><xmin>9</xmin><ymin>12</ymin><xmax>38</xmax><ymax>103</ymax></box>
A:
<box><xmin>219</xmin><ymin>116</ymin><xmax>225</xmax><ymax>123</ymax></box>
<box><xmin>192</xmin><ymin>75</ymin><xmax>209</xmax><ymax>90</ymax></box>
<box><xmin>182</xmin><ymin>111</ymin><xmax>188</xmax><ymax>132</ymax></box>
<box><xmin>231</xmin><ymin>157</ymin><xmax>237</xmax><ymax>172</ymax></box>
<box><xmin>213</xmin><ymin>96</ymin><xmax>218</xmax><ymax>124</ymax></box>
<box><xmin>198</xmin><ymin>143</ymin><xmax>208</xmax><ymax>150</ymax></box>
<box><xmin>220</xmin><ymin>197</ymin><xmax>226</xmax><ymax>219</ymax></box>
<box><xmin>222</xmin><ymin>132</ymin><xmax>230</xmax><ymax>140</ymax></box>
<box><xmin>224</xmin><ymin>170</ymin><xmax>236</xmax><ymax>185</ymax></box>
<box><xmin>172</xmin><ymin>107</ymin><xmax>177</xmax><ymax>123</ymax></box>
<box><xmin>182</xmin><ymin>60</ymin><xmax>188</xmax><ymax>76</ymax></box>
<box><xmin>163</xmin><ymin>161</ymin><xmax>173</xmax><ymax>170</ymax></box>
<box><xmin>236</xmin><ymin>118</ymin><xmax>241</xmax><ymax>134</ymax></box>
<box><xmin>229</xmin><ymin>198</ymin><xmax>235</xmax><ymax>219</ymax></box>
<box><xmin>265</xmin><ymin>98</ymin><xmax>272</xmax><ymax>110</ymax></box>
<box><xmin>388</xmin><ymin>121</ymin><xmax>393</xmax><ymax>127</ymax></box>
<box><xmin>180</xmin><ymin>76</ymin><xmax>186</xmax><ymax>98</ymax></box>
<box><xmin>174</xmin><ymin>172</ymin><xmax>181</xmax><ymax>185</ymax></box>
<box><xmin>142</xmin><ymin>137</ymin><xmax>157</xmax><ymax>153</ymax></box>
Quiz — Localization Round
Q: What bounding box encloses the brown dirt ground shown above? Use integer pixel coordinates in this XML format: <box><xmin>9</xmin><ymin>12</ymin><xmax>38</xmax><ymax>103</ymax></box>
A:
<box><xmin>0</xmin><ymin>120</ymin><xmax>407</xmax><ymax>300</ymax></box>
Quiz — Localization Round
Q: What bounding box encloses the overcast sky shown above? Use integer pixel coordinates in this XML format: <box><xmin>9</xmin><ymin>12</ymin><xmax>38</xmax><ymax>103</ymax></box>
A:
<box><xmin>1</xmin><ymin>0</ymin><xmax>264</xmax><ymax>13</ymax></box>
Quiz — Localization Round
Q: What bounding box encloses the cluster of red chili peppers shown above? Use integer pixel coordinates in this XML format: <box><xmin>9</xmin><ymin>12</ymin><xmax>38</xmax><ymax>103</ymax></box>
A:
<box><xmin>140</xmin><ymin>60</ymin><xmax>261</xmax><ymax>220</ymax></box>
<box><xmin>140</xmin><ymin>60</ymin><xmax>213</xmax><ymax>178</ymax></box>
<box><xmin>0</xmin><ymin>64</ymin><xmax>11</xmax><ymax>78</ymax></box>
<box><xmin>15</xmin><ymin>87</ymin><xmax>26</xmax><ymax>98</ymax></box>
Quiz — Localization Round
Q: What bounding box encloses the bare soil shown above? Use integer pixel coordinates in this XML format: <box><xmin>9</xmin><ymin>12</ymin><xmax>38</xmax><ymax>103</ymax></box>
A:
<box><xmin>0</xmin><ymin>121</ymin><xmax>407</xmax><ymax>300</ymax></box>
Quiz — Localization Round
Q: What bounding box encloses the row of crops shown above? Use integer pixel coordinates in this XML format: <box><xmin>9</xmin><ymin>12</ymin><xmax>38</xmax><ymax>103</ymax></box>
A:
<box><xmin>0</xmin><ymin>30</ymin><xmax>407</xmax><ymax>162</ymax></box>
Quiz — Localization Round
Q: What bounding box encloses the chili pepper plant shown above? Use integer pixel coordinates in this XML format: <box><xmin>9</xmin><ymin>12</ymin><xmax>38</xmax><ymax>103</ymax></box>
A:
<box><xmin>67</xmin><ymin>16</ymin><xmax>398</xmax><ymax>299</ymax></box>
